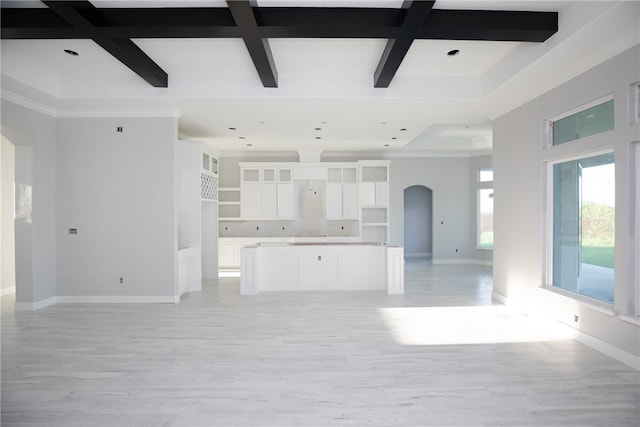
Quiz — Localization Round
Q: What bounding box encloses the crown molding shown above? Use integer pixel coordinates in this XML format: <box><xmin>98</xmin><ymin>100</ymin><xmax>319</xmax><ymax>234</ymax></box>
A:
<box><xmin>1</xmin><ymin>89</ymin><xmax>183</xmax><ymax>119</ymax></box>
<box><xmin>56</xmin><ymin>109</ymin><xmax>183</xmax><ymax>119</ymax></box>
<box><xmin>1</xmin><ymin>89</ymin><xmax>57</xmax><ymax>117</ymax></box>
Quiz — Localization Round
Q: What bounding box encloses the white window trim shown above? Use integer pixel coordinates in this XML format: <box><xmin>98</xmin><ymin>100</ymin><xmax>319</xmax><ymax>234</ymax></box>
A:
<box><xmin>635</xmin><ymin>141</ymin><xmax>640</xmax><ymax>316</ymax></box>
<box><xmin>476</xmin><ymin>169</ymin><xmax>493</xmax><ymax>250</ymax></box>
<box><xmin>629</xmin><ymin>81</ymin><xmax>640</xmax><ymax>126</ymax></box>
<box><xmin>476</xmin><ymin>188</ymin><xmax>494</xmax><ymax>250</ymax></box>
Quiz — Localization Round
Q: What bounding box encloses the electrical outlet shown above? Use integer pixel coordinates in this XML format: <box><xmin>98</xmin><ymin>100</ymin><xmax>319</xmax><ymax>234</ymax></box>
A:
<box><xmin>119</xmin><ymin>277</ymin><xmax>124</xmax><ymax>284</ymax></box>
<box><xmin>574</xmin><ymin>315</ymin><xmax>579</xmax><ymax>322</ymax></box>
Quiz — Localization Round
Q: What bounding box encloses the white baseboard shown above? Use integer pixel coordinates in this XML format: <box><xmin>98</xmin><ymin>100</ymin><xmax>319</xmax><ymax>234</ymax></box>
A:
<box><xmin>493</xmin><ymin>292</ymin><xmax>639</xmax><ymax>371</ymax></box>
<box><xmin>491</xmin><ymin>291</ymin><xmax>508</xmax><ymax>305</ymax></box>
<box><xmin>15</xmin><ymin>296</ymin><xmax>57</xmax><ymax>311</ymax></box>
<box><xmin>1</xmin><ymin>287</ymin><xmax>16</xmax><ymax>297</ymax></box>
<box><xmin>572</xmin><ymin>328</ymin><xmax>640</xmax><ymax>370</ymax></box>
<box><xmin>432</xmin><ymin>258</ymin><xmax>493</xmax><ymax>266</ymax></box>
<box><xmin>405</xmin><ymin>252</ymin><xmax>432</xmax><ymax>258</ymax></box>
<box><xmin>14</xmin><ymin>295</ymin><xmax>180</xmax><ymax>310</ymax></box>
<box><xmin>57</xmin><ymin>295</ymin><xmax>180</xmax><ymax>304</ymax></box>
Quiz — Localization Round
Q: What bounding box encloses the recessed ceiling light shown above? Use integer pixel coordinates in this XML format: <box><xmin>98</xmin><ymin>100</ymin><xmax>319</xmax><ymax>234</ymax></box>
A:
<box><xmin>229</xmin><ymin>127</ymin><xmax>236</xmax><ymax>130</ymax></box>
<box><xmin>314</xmin><ymin>127</ymin><xmax>322</xmax><ymax>131</ymax></box>
<box><xmin>400</xmin><ymin>128</ymin><xmax>407</xmax><ymax>131</ymax></box>
<box><xmin>447</xmin><ymin>49</ymin><xmax>460</xmax><ymax>56</ymax></box>
<box><xmin>315</xmin><ymin>136</ymin><xmax>322</xmax><ymax>140</ymax></box>
<box><xmin>239</xmin><ymin>136</ymin><xmax>245</xmax><ymax>139</ymax></box>
<box><xmin>391</xmin><ymin>137</ymin><xmax>397</xmax><ymax>140</ymax></box>
<box><xmin>384</xmin><ymin>144</ymin><xmax>390</xmax><ymax>147</ymax></box>
<box><xmin>246</xmin><ymin>143</ymin><xmax>253</xmax><ymax>147</ymax></box>
<box><xmin>64</xmin><ymin>49</ymin><xmax>79</xmax><ymax>56</ymax></box>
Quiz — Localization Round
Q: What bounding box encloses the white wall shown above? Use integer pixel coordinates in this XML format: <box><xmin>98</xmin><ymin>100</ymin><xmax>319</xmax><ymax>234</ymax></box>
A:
<box><xmin>388</xmin><ymin>157</ymin><xmax>476</xmax><ymax>262</ymax></box>
<box><xmin>1</xmin><ymin>136</ymin><xmax>16</xmax><ymax>295</ymax></box>
<box><xmin>55</xmin><ymin>116</ymin><xmax>178</xmax><ymax>301</ymax></box>
<box><xmin>177</xmin><ymin>139</ymin><xmax>203</xmax><ymax>292</ymax></box>
<box><xmin>201</xmin><ymin>143</ymin><xmax>219</xmax><ymax>280</ymax></box>
<box><xmin>493</xmin><ymin>46</ymin><xmax>640</xmax><ymax>362</ymax></box>
<box><xmin>1</xmin><ymin>100</ymin><xmax>57</xmax><ymax>308</ymax></box>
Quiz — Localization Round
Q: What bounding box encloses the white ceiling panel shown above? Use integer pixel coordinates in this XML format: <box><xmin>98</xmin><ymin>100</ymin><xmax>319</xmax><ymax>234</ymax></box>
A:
<box><xmin>0</xmin><ymin>0</ymin><xmax>633</xmax><ymax>156</ymax></box>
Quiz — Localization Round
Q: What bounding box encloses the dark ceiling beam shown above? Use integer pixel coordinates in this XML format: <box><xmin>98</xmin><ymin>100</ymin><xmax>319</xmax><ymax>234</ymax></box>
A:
<box><xmin>255</xmin><ymin>7</ymin><xmax>403</xmax><ymax>38</ymax></box>
<box><xmin>1</xmin><ymin>5</ymin><xmax>558</xmax><ymax>41</ymax></box>
<box><xmin>418</xmin><ymin>9</ymin><xmax>558</xmax><ymax>41</ymax></box>
<box><xmin>1</xmin><ymin>2</ymin><xmax>559</xmax><ymax>89</ymax></box>
<box><xmin>0</xmin><ymin>6</ymin><xmax>404</xmax><ymax>39</ymax></box>
<box><xmin>227</xmin><ymin>0</ymin><xmax>278</xmax><ymax>88</ymax></box>
<box><xmin>42</xmin><ymin>1</ymin><xmax>168</xmax><ymax>88</ymax></box>
<box><xmin>0</xmin><ymin>7</ymin><xmax>240</xmax><ymax>39</ymax></box>
<box><xmin>374</xmin><ymin>1</ymin><xmax>435</xmax><ymax>88</ymax></box>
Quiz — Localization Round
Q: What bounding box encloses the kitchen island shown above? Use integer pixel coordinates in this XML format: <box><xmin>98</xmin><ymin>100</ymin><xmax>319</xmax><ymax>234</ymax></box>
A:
<box><xmin>240</xmin><ymin>242</ymin><xmax>404</xmax><ymax>295</ymax></box>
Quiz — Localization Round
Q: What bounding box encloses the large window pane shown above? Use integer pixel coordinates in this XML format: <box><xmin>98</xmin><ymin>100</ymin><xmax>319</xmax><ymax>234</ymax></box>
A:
<box><xmin>478</xmin><ymin>189</ymin><xmax>494</xmax><ymax>248</ymax></box>
<box><xmin>552</xmin><ymin>152</ymin><xmax>615</xmax><ymax>303</ymax></box>
<box><xmin>552</xmin><ymin>99</ymin><xmax>614</xmax><ymax>145</ymax></box>
<box><xmin>479</xmin><ymin>168</ymin><xmax>493</xmax><ymax>182</ymax></box>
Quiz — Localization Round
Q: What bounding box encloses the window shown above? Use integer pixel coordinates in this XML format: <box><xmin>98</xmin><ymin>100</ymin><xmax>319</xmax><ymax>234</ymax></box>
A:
<box><xmin>477</xmin><ymin>168</ymin><xmax>493</xmax><ymax>249</ymax></box>
<box><xmin>479</xmin><ymin>168</ymin><xmax>493</xmax><ymax>182</ymax></box>
<box><xmin>478</xmin><ymin>189</ymin><xmax>494</xmax><ymax>248</ymax></box>
<box><xmin>551</xmin><ymin>152</ymin><xmax>615</xmax><ymax>303</ymax></box>
<box><xmin>550</xmin><ymin>98</ymin><xmax>614</xmax><ymax>146</ymax></box>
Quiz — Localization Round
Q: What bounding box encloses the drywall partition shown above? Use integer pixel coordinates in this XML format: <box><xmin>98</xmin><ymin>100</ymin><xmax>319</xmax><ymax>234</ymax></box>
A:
<box><xmin>1</xmin><ymin>136</ymin><xmax>16</xmax><ymax>296</ymax></box>
<box><xmin>493</xmin><ymin>46</ymin><xmax>640</xmax><ymax>366</ymax></box>
<box><xmin>177</xmin><ymin>139</ymin><xmax>203</xmax><ymax>293</ymax></box>
<box><xmin>55</xmin><ymin>116</ymin><xmax>178</xmax><ymax>302</ymax></box>
<box><xmin>1</xmin><ymin>100</ymin><xmax>57</xmax><ymax>309</ymax></box>
<box><xmin>201</xmin><ymin>143</ymin><xmax>219</xmax><ymax>280</ymax></box>
<box><xmin>388</xmin><ymin>157</ymin><xmax>473</xmax><ymax>262</ymax></box>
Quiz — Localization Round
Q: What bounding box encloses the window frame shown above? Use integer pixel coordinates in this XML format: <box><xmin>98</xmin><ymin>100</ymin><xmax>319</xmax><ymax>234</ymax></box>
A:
<box><xmin>543</xmin><ymin>150</ymin><xmax>616</xmax><ymax>304</ymax></box>
<box><xmin>476</xmin><ymin>168</ymin><xmax>494</xmax><ymax>250</ymax></box>
<box><xmin>544</xmin><ymin>94</ymin><xmax>614</xmax><ymax>149</ymax></box>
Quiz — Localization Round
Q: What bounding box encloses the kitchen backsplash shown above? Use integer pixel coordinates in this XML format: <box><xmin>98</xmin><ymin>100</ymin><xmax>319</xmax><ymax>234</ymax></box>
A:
<box><xmin>219</xmin><ymin>220</ymin><xmax>359</xmax><ymax>238</ymax></box>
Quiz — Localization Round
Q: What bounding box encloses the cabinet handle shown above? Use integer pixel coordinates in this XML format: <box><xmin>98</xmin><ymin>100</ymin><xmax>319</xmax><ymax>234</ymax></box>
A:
<box><xmin>318</xmin><ymin>256</ymin><xmax>322</xmax><ymax>261</ymax></box>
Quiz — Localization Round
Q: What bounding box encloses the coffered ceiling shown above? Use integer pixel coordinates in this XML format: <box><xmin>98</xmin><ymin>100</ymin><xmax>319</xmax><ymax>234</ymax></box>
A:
<box><xmin>1</xmin><ymin>1</ymin><xmax>637</xmax><ymax>156</ymax></box>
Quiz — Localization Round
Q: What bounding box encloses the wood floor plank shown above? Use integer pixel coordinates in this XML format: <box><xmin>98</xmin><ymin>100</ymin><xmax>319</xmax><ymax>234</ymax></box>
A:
<box><xmin>2</xmin><ymin>261</ymin><xmax>638</xmax><ymax>426</ymax></box>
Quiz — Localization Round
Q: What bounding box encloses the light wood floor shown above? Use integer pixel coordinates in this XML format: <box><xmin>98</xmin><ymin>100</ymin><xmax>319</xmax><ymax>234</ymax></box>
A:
<box><xmin>2</xmin><ymin>260</ymin><xmax>638</xmax><ymax>426</ymax></box>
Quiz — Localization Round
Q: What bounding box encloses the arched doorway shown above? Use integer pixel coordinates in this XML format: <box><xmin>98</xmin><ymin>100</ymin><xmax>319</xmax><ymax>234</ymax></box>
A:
<box><xmin>404</xmin><ymin>185</ymin><xmax>433</xmax><ymax>260</ymax></box>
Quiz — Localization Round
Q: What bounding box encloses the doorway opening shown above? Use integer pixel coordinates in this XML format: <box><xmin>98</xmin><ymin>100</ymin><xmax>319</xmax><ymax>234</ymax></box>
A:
<box><xmin>404</xmin><ymin>185</ymin><xmax>433</xmax><ymax>260</ymax></box>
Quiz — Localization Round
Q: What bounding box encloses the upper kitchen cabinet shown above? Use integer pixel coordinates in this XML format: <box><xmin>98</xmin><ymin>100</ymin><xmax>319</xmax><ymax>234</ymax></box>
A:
<box><xmin>360</xmin><ymin>161</ymin><xmax>389</xmax><ymax>207</ymax></box>
<box><xmin>240</xmin><ymin>164</ymin><xmax>294</xmax><ymax>220</ymax></box>
<box><xmin>326</xmin><ymin>165</ymin><xmax>359</xmax><ymax>220</ymax></box>
<box><xmin>277</xmin><ymin>167</ymin><xmax>294</xmax><ymax>220</ymax></box>
<box><xmin>359</xmin><ymin>161</ymin><xmax>390</xmax><ymax>243</ymax></box>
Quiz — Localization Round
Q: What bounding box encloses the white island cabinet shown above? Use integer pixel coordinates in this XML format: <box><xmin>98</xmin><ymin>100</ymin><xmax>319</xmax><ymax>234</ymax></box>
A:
<box><xmin>240</xmin><ymin>243</ymin><xmax>404</xmax><ymax>295</ymax></box>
